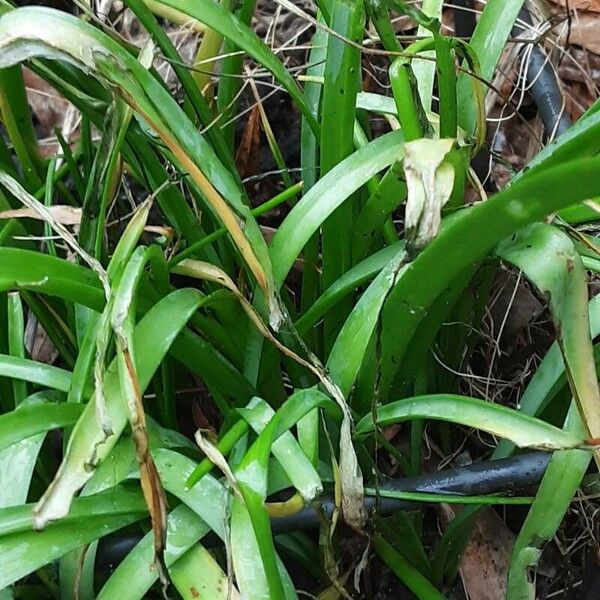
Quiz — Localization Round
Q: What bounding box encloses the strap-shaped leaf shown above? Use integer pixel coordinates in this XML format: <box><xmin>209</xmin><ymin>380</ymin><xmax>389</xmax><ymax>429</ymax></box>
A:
<box><xmin>356</xmin><ymin>394</ymin><xmax>586</xmax><ymax>450</ymax></box>
<box><xmin>0</xmin><ymin>7</ymin><xmax>284</xmax><ymax>328</ymax></box>
<box><xmin>33</xmin><ymin>289</ymin><xmax>213</xmax><ymax>528</ymax></box>
<box><xmin>494</xmin><ymin>223</ymin><xmax>598</xmax><ymax>598</ymax></box>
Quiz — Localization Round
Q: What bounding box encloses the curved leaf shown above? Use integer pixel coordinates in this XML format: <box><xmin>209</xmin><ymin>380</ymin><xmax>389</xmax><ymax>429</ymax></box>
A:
<box><xmin>0</xmin><ymin>247</ymin><xmax>103</xmax><ymax>310</ymax></box>
<box><xmin>377</xmin><ymin>155</ymin><xmax>600</xmax><ymax>403</ymax></box>
<box><xmin>0</xmin><ymin>485</ymin><xmax>146</xmax><ymax>589</ymax></box>
<box><xmin>356</xmin><ymin>394</ymin><xmax>585</xmax><ymax>450</ymax></box>
<box><xmin>492</xmin><ymin>223</ymin><xmax>598</xmax><ymax>598</ymax></box>
<box><xmin>97</xmin><ymin>449</ymin><xmax>229</xmax><ymax>599</ymax></box>
<box><xmin>0</xmin><ymin>7</ymin><xmax>283</xmax><ymax>327</ymax></box>
<box><xmin>0</xmin><ymin>247</ymin><xmax>255</xmax><ymax>404</ymax></box>
<box><xmin>0</xmin><ymin>401</ymin><xmax>82</xmax><ymax>452</ymax></box>
<box><xmin>270</xmin><ymin>130</ymin><xmax>405</xmax><ymax>287</ymax></box>
<box><xmin>0</xmin><ymin>354</ymin><xmax>72</xmax><ymax>393</ymax></box>
<box><xmin>496</xmin><ymin>223</ymin><xmax>600</xmax><ymax>443</ymax></box>
<box><xmin>327</xmin><ymin>247</ymin><xmax>406</xmax><ymax>405</ymax></box>
<box><xmin>96</xmin><ymin>504</ymin><xmax>211</xmax><ymax>600</ymax></box>
<box><xmin>295</xmin><ymin>242</ymin><xmax>404</xmax><ymax>335</ymax></box>
<box><xmin>33</xmin><ymin>289</ymin><xmax>211</xmax><ymax>527</ymax></box>
<box><xmin>0</xmin><ymin>391</ymin><xmax>64</xmax><ymax>508</ymax></box>
<box><xmin>456</xmin><ymin>0</ymin><xmax>525</xmax><ymax>134</ymax></box>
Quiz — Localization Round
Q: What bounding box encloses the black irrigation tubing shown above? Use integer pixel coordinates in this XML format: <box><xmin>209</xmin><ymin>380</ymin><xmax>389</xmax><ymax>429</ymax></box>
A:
<box><xmin>270</xmin><ymin>451</ymin><xmax>550</xmax><ymax>533</ymax></box>
<box><xmin>96</xmin><ymin>451</ymin><xmax>551</xmax><ymax>571</ymax></box>
<box><xmin>512</xmin><ymin>8</ymin><xmax>572</xmax><ymax>138</ymax></box>
<box><xmin>455</xmin><ymin>0</ymin><xmax>571</xmax><ymax>139</ymax></box>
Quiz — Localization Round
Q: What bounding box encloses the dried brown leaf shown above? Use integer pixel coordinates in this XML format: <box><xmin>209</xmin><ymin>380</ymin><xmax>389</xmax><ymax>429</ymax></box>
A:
<box><xmin>121</xmin><ymin>346</ymin><xmax>169</xmax><ymax>590</ymax></box>
<box><xmin>0</xmin><ymin>205</ymin><xmax>82</xmax><ymax>225</ymax></box>
<box><xmin>235</xmin><ymin>104</ymin><xmax>261</xmax><ymax>178</ymax></box>
<box><xmin>440</xmin><ymin>505</ymin><xmax>515</xmax><ymax>600</ymax></box>
<box><xmin>548</xmin><ymin>0</ymin><xmax>600</xmax><ymax>12</ymax></box>
<box><xmin>565</xmin><ymin>10</ymin><xmax>600</xmax><ymax>54</ymax></box>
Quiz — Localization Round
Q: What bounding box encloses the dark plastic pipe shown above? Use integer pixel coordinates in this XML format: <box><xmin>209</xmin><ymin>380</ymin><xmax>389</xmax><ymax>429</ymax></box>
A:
<box><xmin>96</xmin><ymin>451</ymin><xmax>550</xmax><ymax>570</ymax></box>
<box><xmin>454</xmin><ymin>1</ymin><xmax>571</xmax><ymax>138</ymax></box>
<box><xmin>270</xmin><ymin>451</ymin><xmax>550</xmax><ymax>532</ymax></box>
<box><xmin>513</xmin><ymin>9</ymin><xmax>572</xmax><ymax>138</ymax></box>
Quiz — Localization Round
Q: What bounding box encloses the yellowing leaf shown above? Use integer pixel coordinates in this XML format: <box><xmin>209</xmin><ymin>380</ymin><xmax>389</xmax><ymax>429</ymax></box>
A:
<box><xmin>0</xmin><ymin>205</ymin><xmax>82</xmax><ymax>225</ymax></box>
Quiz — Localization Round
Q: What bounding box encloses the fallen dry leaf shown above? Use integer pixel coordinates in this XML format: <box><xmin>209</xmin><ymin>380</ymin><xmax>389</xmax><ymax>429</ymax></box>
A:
<box><xmin>235</xmin><ymin>104</ymin><xmax>261</xmax><ymax>179</ymax></box>
<box><xmin>548</xmin><ymin>0</ymin><xmax>600</xmax><ymax>12</ymax></box>
<box><xmin>25</xmin><ymin>311</ymin><xmax>58</xmax><ymax>366</ymax></box>
<box><xmin>439</xmin><ymin>505</ymin><xmax>515</xmax><ymax>600</ymax></box>
<box><xmin>0</xmin><ymin>206</ymin><xmax>168</xmax><ymax>238</ymax></box>
<box><xmin>564</xmin><ymin>10</ymin><xmax>600</xmax><ymax>54</ymax></box>
<box><xmin>23</xmin><ymin>68</ymin><xmax>70</xmax><ymax>144</ymax></box>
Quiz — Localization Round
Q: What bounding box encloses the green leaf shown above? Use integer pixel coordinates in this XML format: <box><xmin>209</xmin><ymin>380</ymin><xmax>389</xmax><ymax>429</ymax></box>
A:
<box><xmin>33</xmin><ymin>289</ymin><xmax>212</xmax><ymax>528</ymax></box>
<box><xmin>326</xmin><ymin>248</ymin><xmax>406</xmax><ymax>407</ymax></box>
<box><xmin>320</xmin><ymin>0</ymin><xmax>365</xmax><ymax>348</ymax></box>
<box><xmin>494</xmin><ymin>294</ymin><xmax>600</xmax><ymax>459</ymax></box>
<box><xmin>411</xmin><ymin>0</ymin><xmax>444</xmax><ymax>111</ymax></box>
<box><xmin>0</xmin><ymin>485</ymin><xmax>146</xmax><ymax>589</ymax></box>
<box><xmin>373</xmin><ymin>533</ymin><xmax>445</xmax><ymax>600</ymax></box>
<box><xmin>496</xmin><ymin>223</ymin><xmax>600</xmax><ymax>445</ymax></box>
<box><xmin>170</xmin><ymin>544</ymin><xmax>236</xmax><ymax>600</ymax></box>
<box><xmin>0</xmin><ymin>354</ymin><xmax>72</xmax><ymax>393</ymax></box>
<box><xmin>0</xmin><ymin>248</ymin><xmax>254</xmax><ymax>404</ymax></box>
<box><xmin>0</xmin><ymin>401</ymin><xmax>82</xmax><ymax>453</ymax></box>
<box><xmin>355</xmin><ymin>394</ymin><xmax>585</xmax><ymax>450</ymax></box>
<box><xmin>97</xmin><ymin>504</ymin><xmax>211</xmax><ymax>600</ymax></box>
<box><xmin>238</xmin><ymin>396</ymin><xmax>323</xmax><ymax>501</ymax></box>
<box><xmin>457</xmin><ymin>0</ymin><xmax>525</xmax><ymax>134</ymax></box>
<box><xmin>271</xmin><ymin>130</ymin><xmax>405</xmax><ymax>287</ymax></box>
<box><xmin>0</xmin><ymin>248</ymin><xmax>104</xmax><ymax>311</ymax></box>
<box><xmin>232</xmin><ymin>417</ymin><xmax>288</xmax><ymax>600</ymax></box>
<box><xmin>492</xmin><ymin>223</ymin><xmax>598</xmax><ymax>598</ymax></box>
<box><xmin>7</xmin><ymin>291</ymin><xmax>26</xmax><ymax>404</ymax></box>
<box><xmin>97</xmin><ymin>449</ymin><xmax>228</xmax><ymax>599</ymax></box>
<box><xmin>377</xmin><ymin>154</ymin><xmax>600</xmax><ymax>403</ymax></box>
<box><xmin>295</xmin><ymin>242</ymin><xmax>403</xmax><ymax>335</ymax></box>
<box><xmin>0</xmin><ymin>392</ymin><xmax>63</xmax><ymax>508</ymax></box>
<box><xmin>507</xmin><ymin>408</ymin><xmax>590</xmax><ymax>600</ymax></box>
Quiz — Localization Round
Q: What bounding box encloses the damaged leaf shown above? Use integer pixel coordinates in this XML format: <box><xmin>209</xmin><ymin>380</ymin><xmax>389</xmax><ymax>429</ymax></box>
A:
<box><xmin>403</xmin><ymin>138</ymin><xmax>456</xmax><ymax>255</ymax></box>
<box><xmin>111</xmin><ymin>246</ymin><xmax>169</xmax><ymax>587</ymax></box>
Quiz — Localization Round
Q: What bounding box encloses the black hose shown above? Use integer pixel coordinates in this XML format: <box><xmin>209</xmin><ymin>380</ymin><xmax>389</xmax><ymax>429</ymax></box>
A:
<box><xmin>453</xmin><ymin>0</ymin><xmax>476</xmax><ymax>43</ymax></box>
<box><xmin>96</xmin><ymin>451</ymin><xmax>550</xmax><ymax>570</ymax></box>
<box><xmin>513</xmin><ymin>9</ymin><xmax>572</xmax><ymax>138</ymax></box>
<box><xmin>271</xmin><ymin>451</ymin><xmax>550</xmax><ymax>532</ymax></box>
<box><xmin>454</xmin><ymin>1</ymin><xmax>571</xmax><ymax>139</ymax></box>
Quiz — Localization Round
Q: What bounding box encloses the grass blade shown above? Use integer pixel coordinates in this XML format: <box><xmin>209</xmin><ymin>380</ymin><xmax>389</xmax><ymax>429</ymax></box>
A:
<box><xmin>456</xmin><ymin>0</ymin><xmax>525</xmax><ymax>134</ymax></box>
<box><xmin>33</xmin><ymin>289</ymin><xmax>212</xmax><ymax>528</ymax></box>
<box><xmin>320</xmin><ymin>0</ymin><xmax>365</xmax><ymax>349</ymax></box>
<box><xmin>271</xmin><ymin>130</ymin><xmax>405</xmax><ymax>287</ymax></box>
<box><xmin>0</xmin><ymin>400</ymin><xmax>82</xmax><ymax>453</ymax></box>
<box><xmin>356</xmin><ymin>394</ymin><xmax>586</xmax><ymax>450</ymax></box>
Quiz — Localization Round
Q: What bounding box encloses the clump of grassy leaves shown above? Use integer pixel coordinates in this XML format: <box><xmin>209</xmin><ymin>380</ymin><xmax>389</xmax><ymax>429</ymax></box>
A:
<box><xmin>0</xmin><ymin>0</ymin><xmax>599</xmax><ymax>598</ymax></box>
